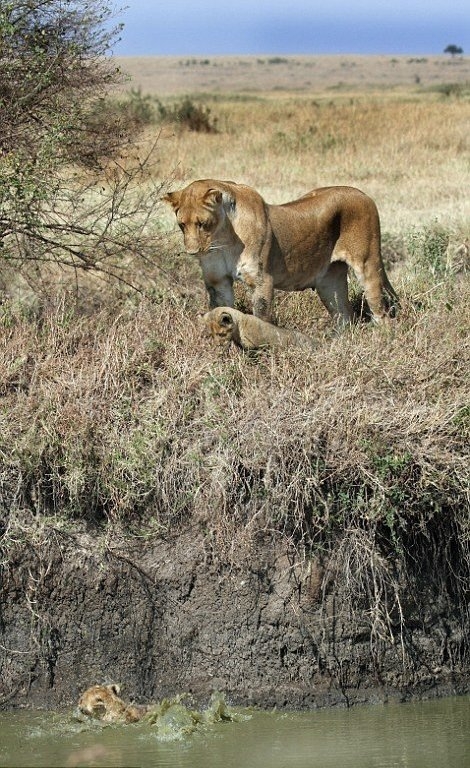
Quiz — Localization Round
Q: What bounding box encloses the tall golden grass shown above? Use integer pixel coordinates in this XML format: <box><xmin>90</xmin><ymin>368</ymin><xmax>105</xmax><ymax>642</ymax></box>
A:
<box><xmin>154</xmin><ymin>94</ymin><xmax>469</xmax><ymax>236</ymax></box>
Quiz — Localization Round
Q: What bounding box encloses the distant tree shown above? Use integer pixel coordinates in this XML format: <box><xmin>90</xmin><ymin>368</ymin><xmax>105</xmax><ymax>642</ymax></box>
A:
<box><xmin>444</xmin><ymin>44</ymin><xmax>464</xmax><ymax>58</ymax></box>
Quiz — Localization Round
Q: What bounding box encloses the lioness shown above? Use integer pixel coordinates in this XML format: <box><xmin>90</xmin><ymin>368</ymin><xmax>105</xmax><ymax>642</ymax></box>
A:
<box><xmin>164</xmin><ymin>180</ymin><xmax>398</xmax><ymax>325</ymax></box>
<box><xmin>77</xmin><ymin>684</ymin><xmax>146</xmax><ymax>723</ymax></box>
<box><xmin>203</xmin><ymin>307</ymin><xmax>316</xmax><ymax>352</ymax></box>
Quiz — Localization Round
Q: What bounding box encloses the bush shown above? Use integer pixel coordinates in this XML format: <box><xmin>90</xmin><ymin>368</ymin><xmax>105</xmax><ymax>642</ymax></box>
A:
<box><xmin>407</xmin><ymin>223</ymin><xmax>450</xmax><ymax>278</ymax></box>
<box><xmin>427</xmin><ymin>82</ymin><xmax>470</xmax><ymax>99</ymax></box>
<box><xmin>0</xmin><ymin>0</ymin><xmax>123</xmax><ymax>166</ymax></box>
<box><xmin>0</xmin><ymin>1</ymin><xmax>167</xmax><ymax>293</ymax></box>
<box><xmin>76</xmin><ymin>88</ymin><xmax>159</xmax><ymax>165</ymax></box>
<box><xmin>157</xmin><ymin>97</ymin><xmax>219</xmax><ymax>133</ymax></box>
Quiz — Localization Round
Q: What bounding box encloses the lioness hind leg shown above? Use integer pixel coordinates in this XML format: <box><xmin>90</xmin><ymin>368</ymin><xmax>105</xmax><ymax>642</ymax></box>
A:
<box><xmin>381</xmin><ymin>272</ymin><xmax>400</xmax><ymax>317</ymax></box>
<box><xmin>354</xmin><ymin>260</ymin><xmax>396</xmax><ymax>322</ymax></box>
<box><xmin>315</xmin><ymin>262</ymin><xmax>354</xmax><ymax>325</ymax></box>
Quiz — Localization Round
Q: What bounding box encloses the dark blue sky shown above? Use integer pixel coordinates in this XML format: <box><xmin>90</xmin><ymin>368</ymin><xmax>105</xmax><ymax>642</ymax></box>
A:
<box><xmin>112</xmin><ymin>1</ymin><xmax>468</xmax><ymax>56</ymax></box>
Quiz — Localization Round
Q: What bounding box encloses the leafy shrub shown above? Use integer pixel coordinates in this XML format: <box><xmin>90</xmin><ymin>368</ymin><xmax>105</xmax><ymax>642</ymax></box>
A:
<box><xmin>0</xmin><ymin>1</ymin><xmax>166</xmax><ymax>292</ymax></box>
<box><xmin>77</xmin><ymin>88</ymin><xmax>158</xmax><ymax>165</ymax></box>
<box><xmin>123</xmin><ymin>87</ymin><xmax>158</xmax><ymax>125</ymax></box>
<box><xmin>426</xmin><ymin>82</ymin><xmax>470</xmax><ymax>99</ymax></box>
<box><xmin>407</xmin><ymin>223</ymin><xmax>450</xmax><ymax>277</ymax></box>
<box><xmin>157</xmin><ymin>97</ymin><xmax>218</xmax><ymax>133</ymax></box>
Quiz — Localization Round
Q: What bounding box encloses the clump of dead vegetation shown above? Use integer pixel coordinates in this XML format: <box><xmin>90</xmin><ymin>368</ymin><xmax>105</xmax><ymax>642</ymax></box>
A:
<box><xmin>0</xmin><ymin>256</ymin><xmax>468</xmax><ymax>537</ymax></box>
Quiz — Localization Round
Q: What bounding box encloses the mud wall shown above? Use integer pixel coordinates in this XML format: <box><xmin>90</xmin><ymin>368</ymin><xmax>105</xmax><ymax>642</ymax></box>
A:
<box><xmin>0</xmin><ymin>523</ymin><xmax>468</xmax><ymax>711</ymax></box>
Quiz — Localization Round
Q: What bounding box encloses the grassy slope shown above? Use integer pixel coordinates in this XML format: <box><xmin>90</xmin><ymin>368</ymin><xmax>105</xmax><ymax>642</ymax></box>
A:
<box><xmin>0</xmin><ymin>63</ymin><xmax>469</xmax><ymax>630</ymax></box>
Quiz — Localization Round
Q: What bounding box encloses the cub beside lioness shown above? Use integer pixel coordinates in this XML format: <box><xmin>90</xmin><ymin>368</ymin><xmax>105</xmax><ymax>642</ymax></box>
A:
<box><xmin>203</xmin><ymin>307</ymin><xmax>316</xmax><ymax>352</ymax></box>
<box><xmin>164</xmin><ymin>179</ymin><xmax>398</xmax><ymax>325</ymax></box>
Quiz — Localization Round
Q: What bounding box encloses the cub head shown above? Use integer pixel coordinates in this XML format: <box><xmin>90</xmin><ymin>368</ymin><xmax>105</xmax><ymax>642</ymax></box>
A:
<box><xmin>203</xmin><ymin>308</ymin><xmax>235</xmax><ymax>346</ymax></box>
<box><xmin>164</xmin><ymin>181</ymin><xmax>233</xmax><ymax>256</ymax></box>
<box><xmin>77</xmin><ymin>684</ymin><xmax>127</xmax><ymax>723</ymax></box>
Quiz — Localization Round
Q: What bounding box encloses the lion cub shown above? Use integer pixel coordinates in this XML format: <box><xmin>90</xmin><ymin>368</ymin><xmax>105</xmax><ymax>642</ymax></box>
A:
<box><xmin>77</xmin><ymin>684</ymin><xmax>147</xmax><ymax>723</ymax></box>
<box><xmin>203</xmin><ymin>307</ymin><xmax>316</xmax><ymax>352</ymax></box>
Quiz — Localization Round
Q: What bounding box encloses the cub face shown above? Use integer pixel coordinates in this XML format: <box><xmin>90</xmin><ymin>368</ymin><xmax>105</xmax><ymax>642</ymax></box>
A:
<box><xmin>164</xmin><ymin>187</ymin><xmax>223</xmax><ymax>256</ymax></box>
<box><xmin>203</xmin><ymin>308</ymin><xmax>235</xmax><ymax>345</ymax></box>
<box><xmin>78</xmin><ymin>684</ymin><xmax>127</xmax><ymax>721</ymax></box>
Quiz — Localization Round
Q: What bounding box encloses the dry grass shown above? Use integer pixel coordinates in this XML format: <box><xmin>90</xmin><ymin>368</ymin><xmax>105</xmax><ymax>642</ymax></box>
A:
<box><xmin>0</xmin><ymin>274</ymin><xmax>468</xmax><ymax>532</ymax></box>
<box><xmin>151</xmin><ymin>96</ymin><xmax>469</xmax><ymax>239</ymax></box>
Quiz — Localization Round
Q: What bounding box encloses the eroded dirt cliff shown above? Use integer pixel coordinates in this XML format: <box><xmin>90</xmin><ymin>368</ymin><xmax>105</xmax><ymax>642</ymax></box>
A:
<box><xmin>1</xmin><ymin>519</ymin><xmax>468</xmax><ymax>711</ymax></box>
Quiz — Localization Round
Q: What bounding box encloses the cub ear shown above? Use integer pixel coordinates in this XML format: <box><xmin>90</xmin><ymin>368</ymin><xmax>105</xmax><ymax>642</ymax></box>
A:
<box><xmin>163</xmin><ymin>190</ymin><xmax>181</xmax><ymax>210</ymax></box>
<box><xmin>203</xmin><ymin>188</ymin><xmax>223</xmax><ymax>206</ymax></box>
<box><xmin>109</xmin><ymin>684</ymin><xmax>121</xmax><ymax>695</ymax></box>
<box><xmin>219</xmin><ymin>311</ymin><xmax>233</xmax><ymax>327</ymax></box>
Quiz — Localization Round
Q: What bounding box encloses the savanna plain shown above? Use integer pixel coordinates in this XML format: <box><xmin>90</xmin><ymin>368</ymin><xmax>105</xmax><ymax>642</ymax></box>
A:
<box><xmin>1</xmin><ymin>56</ymin><xmax>469</xmax><ymax>699</ymax></box>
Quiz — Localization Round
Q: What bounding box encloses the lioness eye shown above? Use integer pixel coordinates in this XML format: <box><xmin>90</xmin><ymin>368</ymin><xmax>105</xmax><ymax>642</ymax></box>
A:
<box><xmin>178</xmin><ymin>222</ymin><xmax>185</xmax><ymax>231</ymax></box>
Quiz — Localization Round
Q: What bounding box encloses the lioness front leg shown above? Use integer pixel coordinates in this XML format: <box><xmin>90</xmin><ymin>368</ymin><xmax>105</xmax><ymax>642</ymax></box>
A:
<box><xmin>252</xmin><ymin>274</ymin><xmax>274</xmax><ymax>322</ymax></box>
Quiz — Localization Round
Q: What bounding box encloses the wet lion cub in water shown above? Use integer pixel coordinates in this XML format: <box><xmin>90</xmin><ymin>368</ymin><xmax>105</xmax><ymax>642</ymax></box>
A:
<box><xmin>77</xmin><ymin>684</ymin><xmax>147</xmax><ymax>723</ymax></box>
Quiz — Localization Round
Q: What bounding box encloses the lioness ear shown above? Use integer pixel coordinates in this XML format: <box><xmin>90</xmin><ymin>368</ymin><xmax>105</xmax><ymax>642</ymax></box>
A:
<box><xmin>204</xmin><ymin>188</ymin><xmax>223</xmax><ymax>206</ymax></box>
<box><xmin>219</xmin><ymin>311</ymin><xmax>233</xmax><ymax>327</ymax></box>
<box><xmin>109</xmin><ymin>684</ymin><xmax>121</xmax><ymax>695</ymax></box>
<box><xmin>163</xmin><ymin>191</ymin><xmax>181</xmax><ymax>210</ymax></box>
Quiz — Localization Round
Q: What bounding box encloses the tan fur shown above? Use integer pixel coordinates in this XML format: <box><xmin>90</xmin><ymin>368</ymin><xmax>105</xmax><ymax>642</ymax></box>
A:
<box><xmin>164</xmin><ymin>179</ymin><xmax>398</xmax><ymax>325</ymax></box>
<box><xmin>203</xmin><ymin>307</ymin><xmax>316</xmax><ymax>352</ymax></box>
<box><xmin>77</xmin><ymin>684</ymin><xmax>146</xmax><ymax>723</ymax></box>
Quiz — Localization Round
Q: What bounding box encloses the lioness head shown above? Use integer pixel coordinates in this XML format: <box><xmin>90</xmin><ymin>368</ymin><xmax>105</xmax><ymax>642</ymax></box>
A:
<box><xmin>77</xmin><ymin>684</ymin><xmax>142</xmax><ymax>724</ymax></box>
<box><xmin>164</xmin><ymin>181</ymin><xmax>233</xmax><ymax>256</ymax></box>
<box><xmin>203</xmin><ymin>308</ymin><xmax>235</xmax><ymax>346</ymax></box>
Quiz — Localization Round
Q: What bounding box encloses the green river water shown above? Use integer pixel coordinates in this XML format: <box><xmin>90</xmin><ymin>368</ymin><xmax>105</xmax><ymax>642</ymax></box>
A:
<box><xmin>0</xmin><ymin>695</ymin><xmax>468</xmax><ymax>768</ymax></box>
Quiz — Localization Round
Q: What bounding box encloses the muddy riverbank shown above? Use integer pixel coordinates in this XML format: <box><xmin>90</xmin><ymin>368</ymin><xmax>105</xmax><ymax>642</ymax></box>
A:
<box><xmin>1</xmin><ymin>517</ymin><xmax>468</xmax><ymax>711</ymax></box>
